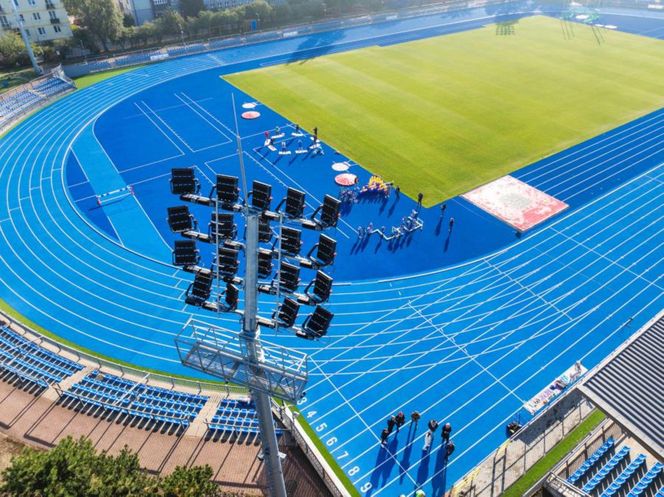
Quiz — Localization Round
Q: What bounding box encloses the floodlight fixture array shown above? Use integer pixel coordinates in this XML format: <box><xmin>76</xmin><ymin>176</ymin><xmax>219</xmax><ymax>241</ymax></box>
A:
<box><xmin>168</xmin><ymin>161</ymin><xmax>339</xmax><ymax>497</ymax></box>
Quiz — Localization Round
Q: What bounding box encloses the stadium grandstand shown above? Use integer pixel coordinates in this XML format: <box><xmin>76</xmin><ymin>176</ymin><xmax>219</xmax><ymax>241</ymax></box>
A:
<box><xmin>513</xmin><ymin>312</ymin><xmax>664</xmax><ymax>497</ymax></box>
<box><xmin>0</xmin><ymin>1</ymin><xmax>661</xmax><ymax>497</ymax></box>
<box><xmin>0</xmin><ymin>67</ymin><xmax>74</xmax><ymax>132</ymax></box>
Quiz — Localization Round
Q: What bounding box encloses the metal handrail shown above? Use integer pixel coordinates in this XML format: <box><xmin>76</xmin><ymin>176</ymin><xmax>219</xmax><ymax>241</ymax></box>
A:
<box><xmin>271</xmin><ymin>400</ymin><xmax>350</xmax><ymax>497</ymax></box>
<box><xmin>0</xmin><ymin>309</ymin><xmax>248</xmax><ymax>397</ymax></box>
<box><xmin>544</xmin><ymin>473</ymin><xmax>592</xmax><ymax>497</ymax></box>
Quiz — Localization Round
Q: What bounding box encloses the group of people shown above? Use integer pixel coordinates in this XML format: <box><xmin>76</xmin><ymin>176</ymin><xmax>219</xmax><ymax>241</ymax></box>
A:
<box><xmin>359</xmin><ymin>175</ymin><xmax>392</xmax><ymax>199</ymax></box>
<box><xmin>262</xmin><ymin>125</ymin><xmax>461</xmax><ymax>240</ymax></box>
<box><xmin>379</xmin><ymin>411</ymin><xmax>408</xmax><ymax>444</ymax></box>
<box><xmin>263</xmin><ymin>124</ymin><xmax>323</xmax><ymax>156</ymax></box>
<box><xmin>440</xmin><ymin>203</ymin><xmax>455</xmax><ymax>233</ymax></box>
<box><xmin>423</xmin><ymin>419</ymin><xmax>455</xmax><ymax>456</ymax></box>
<box><xmin>358</xmin><ymin>209</ymin><xmax>423</xmax><ymax>242</ymax></box>
<box><xmin>379</xmin><ymin>411</ymin><xmax>456</xmax><ymax>457</ymax></box>
<box><xmin>340</xmin><ymin>187</ymin><xmax>359</xmax><ymax>204</ymax></box>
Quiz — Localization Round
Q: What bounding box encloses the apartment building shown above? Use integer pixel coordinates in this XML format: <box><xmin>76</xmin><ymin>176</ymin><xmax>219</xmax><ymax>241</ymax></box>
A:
<box><xmin>0</xmin><ymin>0</ymin><xmax>72</xmax><ymax>43</ymax></box>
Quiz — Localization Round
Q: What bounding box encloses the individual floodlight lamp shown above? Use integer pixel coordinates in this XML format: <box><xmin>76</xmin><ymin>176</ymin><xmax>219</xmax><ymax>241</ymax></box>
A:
<box><xmin>216</xmin><ymin>174</ymin><xmax>240</xmax><ymax>208</ymax></box>
<box><xmin>279</xmin><ymin>227</ymin><xmax>302</xmax><ymax>257</ymax></box>
<box><xmin>307</xmin><ymin>271</ymin><xmax>333</xmax><ymax>303</ymax></box>
<box><xmin>299</xmin><ymin>305</ymin><xmax>333</xmax><ymax>339</ymax></box>
<box><xmin>311</xmin><ymin>234</ymin><xmax>336</xmax><ymax>267</ymax></box>
<box><xmin>274</xmin><ymin>297</ymin><xmax>300</xmax><ymax>328</ymax></box>
<box><xmin>185</xmin><ymin>272</ymin><xmax>213</xmax><ymax>305</ymax></box>
<box><xmin>251</xmin><ymin>180</ymin><xmax>272</xmax><ymax>211</ymax></box>
<box><xmin>277</xmin><ymin>261</ymin><xmax>300</xmax><ymax>294</ymax></box>
<box><xmin>167</xmin><ymin>205</ymin><xmax>196</xmax><ymax>233</ymax></box>
<box><xmin>216</xmin><ymin>246</ymin><xmax>240</xmax><ymax>280</ymax></box>
<box><xmin>257</xmin><ymin>248</ymin><xmax>274</xmax><ymax>278</ymax></box>
<box><xmin>284</xmin><ymin>188</ymin><xmax>306</xmax><ymax>218</ymax></box>
<box><xmin>315</xmin><ymin>194</ymin><xmax>341</xmax><ymax>228</ymax></box>
<box><xmin>210</xmin><ymin>212</ymin><xmax>237</xmax><ymax>240</ymax></box>
<box><xmin>172</xmin><ymin>239</ymin><xmax>199</xmax><ymax>266</ymax></box>
<box><xmin>170</xmin><ymin>167</ymin><xmax>199</xmax><ymax>195</ymax></box>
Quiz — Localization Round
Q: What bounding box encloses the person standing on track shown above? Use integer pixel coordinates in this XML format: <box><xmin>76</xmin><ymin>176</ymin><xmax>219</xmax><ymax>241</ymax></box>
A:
<box><xmin>442</xmin><ymin>422</ymin><xmax>452</xmax><ymax>443</ymax></box>
<box><xmin>411</xmin><ymin>411</ymin><xmax>421</xmax><ymax>425</ymax></box>
<box><xmin>395</xmin><ymin>411</ymin><xmax>406</xmax><ymax>431</ymax></box>
<box><xmin>380</xmin><ymin>428</ymin><xmax>390</xmax><ymax>446</ymax></box>
<box><xmin>387</xmin><ymin>415</ymin><xmax>396</xmax><ymax>434</ymax></box>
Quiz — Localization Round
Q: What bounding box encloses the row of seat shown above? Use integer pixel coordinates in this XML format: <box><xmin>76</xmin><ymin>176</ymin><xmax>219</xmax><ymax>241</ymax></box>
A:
<box><xmin>602</xmin><ymin>455</ymin><xmax>647</xmax><ymax>497</ymax></box>
<box><xmin>582</xmin><ymin>445</ymin><xmax>631</xmax><ymax>494</ymax></box>
<box><xmin>82</xmin><ymin>60</ymin><xmax>113</xmax><ymax>72</ymax></box>
<box><xmin>0</xmin><ymin>326</ymin><xmax>83</xmax><ymax>387</ymax></box>
<box><xmin>209</xmin><ymin>396</ymin><xmax>259</xmax><ymax>434</ymax></box>
<box><xmin>33</xmin><ymin>77</ymin><xmax>71</xmax><ymax>97</ymax></box>
<box><xmin>569</xmin><ymin>437</ymin><xmax>615</xmax><ymax>485</ymax></box>
<box><xmin>61</xmin><ymin>370</ymin><xmax>208</xmax><ymax>428</ymax></box>
<box><xmin>207</xmin><ymin>398</ymin><xmax>284</xmax><ymax>437</ymax></box>
<box><xmin>569</xmin><ymin>438</ymin><xmax>664</xmax><ymax>497</ymax></box>
<box><xmin>0</xmin><ymin>326</ymin><xmax>276</xmax><ymax>438</ymax></box>
<box><xmin>627</xmin><ymin>463</ymin><xmax>664</xmax><ymax>497</ymax></box>
<box><xmin>0</xmin><ymin>77</ymin><xmax>74</xmax><ymax>126</ymax></box>
<box><xmin>0</xmin><ymin>89</ymin><xmax>41</xmax><ymax>117</ymax></box>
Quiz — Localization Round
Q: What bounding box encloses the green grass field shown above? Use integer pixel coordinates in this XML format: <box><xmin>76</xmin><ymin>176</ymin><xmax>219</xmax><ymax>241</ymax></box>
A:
<box><xmin>226</xmin><ymin>16</ymin><xmax>664</xmax><ymax>205</ymax></box>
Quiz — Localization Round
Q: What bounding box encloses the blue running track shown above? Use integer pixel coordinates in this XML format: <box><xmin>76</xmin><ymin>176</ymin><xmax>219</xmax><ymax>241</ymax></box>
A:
<box><xmin>0</xmin><ymin>5</ymin><xmax>662</xmax><ymax>497</ymax></box>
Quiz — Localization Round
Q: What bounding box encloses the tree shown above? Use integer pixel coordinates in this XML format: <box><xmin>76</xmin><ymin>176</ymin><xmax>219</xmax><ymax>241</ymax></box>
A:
<box><xmin>1</xmin><ymin>436</ymin><xmax>222</xmax><ymax>497</ymax></box>
<box><xmin>180</xmin><ymin>0</ymin><xmax>205</xmax><ymax>19</ymax></box>
<box><xmin>123</xmin><ymin>12</ymin><xmax>136</xmax><ymax>27</ymax></box>
<box><xmin>162</xmin><ymin>466</ymin><xmax>220</xmax><ymax>497</ymax></box>
<box><xmin>0</xmin><ymin>32</ymin><xmax>28</xmax><ymax>69</ymax></box>
<box><xmin>71</xmin><ymin>24</ymin><xmax>99</xmax><ymax>53</ymax></box>
<box><xmin>132</xmin><ymin>21</ymin><xmax>157</xmax><ymax>46</ymax></box>
<box><xmin>188</xmin><ymin>10</ymin><xmax>213</xmax><ymax>36</ymax></box>
<box><xmin>0</xmin><ymin>32</ymin><xmax>43</xmax><ymax>69</ymax></box>
<box><xmin>0</xmin><ymin>437</ymin><xmax>158</xmax><ymax>497</ymax></box>
<box><xmin>154</xmin><ymin>10</ymin><xmax>186</xmax><ymax>42</ymax></box>
<box><xmin>64</xmin><ymin>0</ymin><xmax>124</xmax><ymax>51</ymax></box>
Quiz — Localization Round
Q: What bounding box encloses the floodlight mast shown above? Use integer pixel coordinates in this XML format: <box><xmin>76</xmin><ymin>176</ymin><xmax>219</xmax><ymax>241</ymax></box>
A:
<box><xmin>10</xmin><ymin>0</ymin><xmax>42</xmax><ymax>75</ymax></box>
<box><xmin>243</xmin><ymin>208</ymin><xmax>288</xmax><ymax>497</ymax></box>
<box><xmin>171</xmin><ymin>98</ymin><xmax>339</xmax><ymax>497</ymax></box>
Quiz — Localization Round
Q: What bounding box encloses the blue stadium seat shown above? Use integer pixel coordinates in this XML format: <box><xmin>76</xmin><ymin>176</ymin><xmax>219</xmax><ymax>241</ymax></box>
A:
<box><xmin>61</xmin><ymin>370</ymin><xmax>208</xmax><ymax>431</ymax></box>
<box><xmin>0</xmin><ymin>325</ymin><xmax>83</xmax><ymax>388</ymax></box>
<box><xmin>627</xmin><ymin>463</ymin><xmax>664</xmax><ymax>497</ymax></box>
<box><xmin>582</xmin><ymin>446</ymin><xmax>631</xmax><ymax>495</ymax></box>
<box><xmin>0</xmin><ymin>77</ymin><xmax>73</xmax><ymax>127</ymax></box>
<box><xmin>207</xmin><ymin>397</ymin><xmax>283</xmax><ymax>437</ymax></box>
<box><xmin>114</xmin><ymin>53</ymin><xmax>152</xmax><ymax>66</ymax></box>
<box><xmin>568</xmin><ymin>437</ymin><xmax>615</xmax><ymax>485</ymax></box>
<box><xmin>601</xmin><ymin>454</ymin><xmax>647</xmax><ymax>497</ymax></box>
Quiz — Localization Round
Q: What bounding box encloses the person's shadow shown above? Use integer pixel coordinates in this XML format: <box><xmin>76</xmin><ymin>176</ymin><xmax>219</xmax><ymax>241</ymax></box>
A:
<box><xmin>416</xmin><ymin>448</ymin><xmax>430</xmax><ymax>487</ymax></box>
<box><xmin>368</xmin><ymin>444</ymin><xmax>390</xmax><ymax>496</ymax></box>
<box><xmin>399</xmin><ymin>422</ymin><xmax>418</xmax><ymax>483</ymax></box>
<box><xmin>431</xmin><ymin>442</ymin><xmax>449</xmax><ymax>497</ymax></box>
<box><xmin>435</xmin><ymin>217</ymin><xmax>443</xmax><ymax>236</ymax></box>
<box><xmin>381</xmin><ymin>434</ymin><xmax>400</xmax><ymax>486</ymax></box>
<box><xmin>444</xmin><ymin>231</ymin><xmax>452</xmax><ymax>252</ymax></box>
<box><xmin>368</xmin><ymin>434</ymin><xmax>400</xmax><ymax>495</ymax></box>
